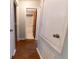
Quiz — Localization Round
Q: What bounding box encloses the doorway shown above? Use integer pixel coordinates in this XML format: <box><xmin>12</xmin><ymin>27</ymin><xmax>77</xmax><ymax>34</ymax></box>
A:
<box><xmin>14</xmin><ymin>0</ymin><xmax>41</xmax><ymax>40</ymax></box>
<box><xmin>26</xmin><ymin>8</ymin><xmax>37</xmax><ymax>39</ymax></box>
<box><xmin>12</xmin><ymin>0</ymin><xmax>41</xmax><ymax>59</ymax></box>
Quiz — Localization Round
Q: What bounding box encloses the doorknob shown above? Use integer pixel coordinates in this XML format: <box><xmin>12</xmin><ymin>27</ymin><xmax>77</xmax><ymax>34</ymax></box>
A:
<box><xmin>53</xmin><ymin>34</ymin><xmax>60</xmax><ymax>38</ymax></box>
<box><xmin>10</xmin><ymin>29</ymin><xmax>13</xmax><ymax>32</ymax></box>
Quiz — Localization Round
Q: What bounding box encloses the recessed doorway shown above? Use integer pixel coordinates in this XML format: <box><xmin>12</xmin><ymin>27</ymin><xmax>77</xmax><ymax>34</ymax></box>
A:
<box><xmin>15</xmin><ymin>0</ymin><xmax>41</xmax><ymax>40</ymax></box>
<box><xmin>26</xmin><ymin>8</ymin><xmax>37</xmax><ymax>39</ymax></box>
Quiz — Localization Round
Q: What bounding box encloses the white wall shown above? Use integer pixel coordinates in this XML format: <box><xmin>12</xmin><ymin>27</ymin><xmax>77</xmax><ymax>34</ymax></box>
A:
<box><xmin>37</xmin><ymin>0</ymin><xmax>67</xmax><ymax>59</ymax></box>
<box><xmin>39</xmin><ymin>0</ymin><xmax>67</xmax><ymax>53</ymax></box>
<box><xmin>17</xmin><ymin>0</ymin><xmax>41</xmax><ymax>39</ymax></box>
<box><xmin>10</xmin><ymin>0</ymin><xmax>15</xmax><ymax>59</ymax></box>
<box><xmin>37</xmin><ymin>33</ymin><xmax>67</xmax><ymax>59</ymax></box>
<box><xmin>35</xmin><ymin>0</ymin><xmax>44</xmax><ymax>40</ymax></box>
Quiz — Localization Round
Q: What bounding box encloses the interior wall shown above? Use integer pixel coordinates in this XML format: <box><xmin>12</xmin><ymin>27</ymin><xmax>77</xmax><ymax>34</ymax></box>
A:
<box><xmin>36</xmin><ymin>0</ymin><xmax>68</xmax><ymax>59</ymax></box>
<box><xmin>35</xmin><ymin>0</ymin><xmax>44</xmax><ymax>40</ymax></box>
<box><xmin>17</xmin><ymin>0</ymin><xmax>41</xmax><ymax>39</ymax></box>
<box><xmin>37</xmin><ymin>33</ymin><xmax>68</xmax><ymax>59</ymax></box>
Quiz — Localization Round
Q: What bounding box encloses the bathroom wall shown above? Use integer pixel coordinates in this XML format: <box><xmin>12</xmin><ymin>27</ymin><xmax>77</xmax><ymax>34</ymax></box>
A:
<box><xmin>16</xmin><ymin>0</ymin><xmax>41</xmax><ymax>39</ymax></box>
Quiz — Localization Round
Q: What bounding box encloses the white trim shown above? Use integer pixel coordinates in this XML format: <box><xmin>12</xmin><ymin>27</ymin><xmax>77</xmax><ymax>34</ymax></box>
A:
<box><xmin>36</xmin><ymin>48</ymin><xmax>43</xmax><ymax>59</ymax></box>
<box><xmin>12</xmin><ymin>49</ymin><xmax>16</xmax><ymax>56</ymax></box>
<box><xmin>17</xmin><ymin>38</ymin><xmax>27</xmax><ymax>41</ymax></box>
<box><xmin>39</xmin><ymin>34</ymin><xmax>62</xmax><ymax>53</ymax></box>
<box><xmin>35</xmin><ymin>35</ymin><xmax>38</xmax><ymax>40</ymax></box>
<box><xmin>35</xmin><ymin>37</ymin><xmax>38</xmax><ymax>40</ymax></box>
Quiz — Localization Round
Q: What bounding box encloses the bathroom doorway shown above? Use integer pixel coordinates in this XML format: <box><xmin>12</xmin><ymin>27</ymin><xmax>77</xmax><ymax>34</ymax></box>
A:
<box><xmin>25</xmin><ymin>8</ymin><xmax>37</xmax><ymax>39</ymax></box>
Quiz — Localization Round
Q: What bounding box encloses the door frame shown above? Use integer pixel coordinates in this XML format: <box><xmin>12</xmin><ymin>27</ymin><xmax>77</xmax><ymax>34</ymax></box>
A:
<box><xmin>26</xmin><ymin>8</ymin><xmax>37</xmax><ymax>39</ymax></box>
<box><xmin>14</xmin><ymin>1</ymin><xmax>17</xmax><ymax>48</ymax></box>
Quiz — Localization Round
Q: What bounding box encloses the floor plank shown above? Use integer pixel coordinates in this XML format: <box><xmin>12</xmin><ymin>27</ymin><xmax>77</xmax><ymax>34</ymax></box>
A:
<box><xmin>12</xmin><ymin>39</ymin><xmax>40</xmax><ymax>59</ymax></box>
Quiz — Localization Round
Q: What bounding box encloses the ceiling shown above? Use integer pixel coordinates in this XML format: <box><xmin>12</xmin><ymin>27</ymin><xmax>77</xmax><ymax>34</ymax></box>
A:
<box><xmin>15</xmin><ymin>0</ymin><xmax>41</xmax><ymax>6</ymax></box>
<box><xmin>18</xmin><ymin>0</ymin><xmax>41</xmax><ymax>1</ymax></box>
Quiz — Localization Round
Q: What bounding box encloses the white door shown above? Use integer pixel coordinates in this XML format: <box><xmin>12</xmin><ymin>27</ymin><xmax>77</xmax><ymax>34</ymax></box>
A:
<box><xmin>26</xmin><ymin>13</ymin><xmax>34</xmax><ymax>39</ymax></box>
<box><xmin>39</xmin><ymin>0</ymin><xmax>67</xmax><ymax>53</ymax></box>
<box><xmin>10</xmin><ymin>0</ymin><xmax>15</xmax><ymax>58</ymax></box>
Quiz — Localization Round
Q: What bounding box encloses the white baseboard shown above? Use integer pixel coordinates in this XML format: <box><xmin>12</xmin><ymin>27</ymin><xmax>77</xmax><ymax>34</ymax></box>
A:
<box><xmin>36</xmin><ymin>48</ymin><xmax>43</xmax><ymax>59</ymax></box>
<box><xmin>35</xmin><ymin>37</ymin><xmax>38</xmax><ymax>40</ymax></box>
<box><xmin>17</xmin><ymin>38</ymin><xmax>25</xmax><ymax>41</ymax></box>
<box><xmin>12</xmin><ymin>49</ymin><xmax>16</xmax><ymax>56</ymax></box>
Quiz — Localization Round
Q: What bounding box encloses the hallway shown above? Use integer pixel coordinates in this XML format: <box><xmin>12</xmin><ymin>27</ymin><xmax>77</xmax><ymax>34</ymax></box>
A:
<box><xmin>12</xmin><ymin>40</ymin><xmax>40</xmax><ymax>59</ymax></box>
<box><xmin>10</xmin><ymin>0</ymin><xmax>68</xmax><ymax>59</ymax></box>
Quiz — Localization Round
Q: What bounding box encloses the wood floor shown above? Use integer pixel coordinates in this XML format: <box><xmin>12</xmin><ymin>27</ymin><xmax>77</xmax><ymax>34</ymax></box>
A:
<box><xmin>12</xmin><ymin>39</ymin><xmax>40</xmax><ymax>59</ymax></box>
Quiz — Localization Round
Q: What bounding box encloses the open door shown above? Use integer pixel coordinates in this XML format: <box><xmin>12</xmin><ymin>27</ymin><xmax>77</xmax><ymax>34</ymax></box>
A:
<box><xmin>14</xmin><ymin>1</ymin><xmax>17</xmax><ymax>48</ymax></box>
<box><xmin>32</xmin><ymin>9</ymin><xmax>37</xmax><ymax>38</ymax></box>
<box><xmin>26</xmin><ymin>8</ymin><xmax>37</xmax><ymax>39</ymax></box>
